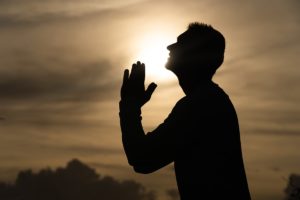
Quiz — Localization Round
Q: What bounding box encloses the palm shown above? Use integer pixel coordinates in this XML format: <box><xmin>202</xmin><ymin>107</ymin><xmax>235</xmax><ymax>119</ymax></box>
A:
<box><xmin>121</xmin><ymin>61</ymin><xmax>157</xmax><ymax>107</ymax></box>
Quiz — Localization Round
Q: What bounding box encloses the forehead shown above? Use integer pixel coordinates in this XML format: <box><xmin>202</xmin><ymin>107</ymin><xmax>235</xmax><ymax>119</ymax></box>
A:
<box><xmin>176</xmin><ymin>30</ymin><xmax>201</xmax><ymax>44</ymax></box>
<box><xmin>177</xmin><ymin>31</ymin><xmax>189</xmax><ymax>42</ymax></box>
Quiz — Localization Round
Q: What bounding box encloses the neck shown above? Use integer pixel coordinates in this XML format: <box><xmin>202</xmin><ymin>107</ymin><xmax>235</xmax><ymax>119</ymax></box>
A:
<box><xmin>177</xmin><ymin>74</ymin><xmax>213</xmax><ymax>95</ymax></box>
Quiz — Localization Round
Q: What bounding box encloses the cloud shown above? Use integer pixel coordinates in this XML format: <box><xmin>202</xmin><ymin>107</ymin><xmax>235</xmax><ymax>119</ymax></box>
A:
<box><xmin>0</xmin><ymin>57</ymin><xmax>121</xmax><ymax>130</ymax></box>
<box><xmin>0</xmin><ymin>1</ymin><xmax>299</xmax><ymax>200</ymax></box>
<box><xmin>166</xmin><ymin>188</ymin><xmax>180</xmax><ymax>200</ymax></box>
<box><xmin>283</xmin><ymin>174</ymin><xmax>300</xmax><ymax>200</ymax></box>
<box><xmin>0</xmin><ymin>159</ymin><xmax>157</xmax><ymax>200</ymax></box>
<box><xmin>207</xmin><ymin>0</ymin><xmax>300</xmax><ymax>140</ymax></box>
<box><xmin>88</xmin><ymin>162</ymin><xmax>128</xmax><ymax>171</ymax></box>
<box><xmin>0</xmin><ymin>58</ymin><xmax>118</xmax><ymax>102</ymax></box>
<box><xmin>0</xmin><ymin>0</ymin><xmax>147</xmax><ymax>27</ymax></box>
<box><xmin>59</xmin><ymin>145</ymin><xmax>123</xmax><ymax>156</ymax></box>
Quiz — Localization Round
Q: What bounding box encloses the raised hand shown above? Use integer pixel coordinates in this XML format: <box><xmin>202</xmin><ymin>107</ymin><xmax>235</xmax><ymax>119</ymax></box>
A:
<box><xmin>121</xmin><ymin>61</ymin><xmax>157</xmax><ymax>108</ymax></box>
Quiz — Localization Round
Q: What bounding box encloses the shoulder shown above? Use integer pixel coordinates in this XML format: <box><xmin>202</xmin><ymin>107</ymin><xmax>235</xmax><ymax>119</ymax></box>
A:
<box><xmin>168</xmin><ymin>96</ymin><xmax>189</xmax><ymax>118</ymax></box>
<box><xmin>191</xmin><ymin>83</ymin><xmax>231</xmax><ymax>106</ymax></box>
<box><xmin>188</xmin><ymin>83</ymin><xmax>238</xmax><ymax>118</ymax></box>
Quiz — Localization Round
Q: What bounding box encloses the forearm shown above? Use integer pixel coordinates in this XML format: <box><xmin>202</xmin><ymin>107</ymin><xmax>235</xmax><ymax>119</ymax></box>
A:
<box><xmin>119</xmin><ymin>101</ymin><xmax>147</xmax><ymax>165</ymax></box>
<box><xmin>119</xmin><ymin>100</ymin><xmax>175</xmax><ymax>173</ymax></box>
<box><xmin>119</xmin><ymin>62</ymin><xmax>161</xmax><ymax>172</ymax></box>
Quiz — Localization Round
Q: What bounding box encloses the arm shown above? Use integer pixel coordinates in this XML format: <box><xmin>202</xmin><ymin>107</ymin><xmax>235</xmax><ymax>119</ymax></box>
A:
<box><xmin>119</xmin><ymin>61</ymin><xmax>173</xmax><ymax>173</ymax></box>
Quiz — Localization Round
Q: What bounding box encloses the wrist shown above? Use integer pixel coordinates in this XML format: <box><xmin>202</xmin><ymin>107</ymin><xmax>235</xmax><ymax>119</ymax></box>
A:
<box><xmin>119</xmin><ymin>100</ymin><xmax>141</xmax><ymax>117</ymax></box>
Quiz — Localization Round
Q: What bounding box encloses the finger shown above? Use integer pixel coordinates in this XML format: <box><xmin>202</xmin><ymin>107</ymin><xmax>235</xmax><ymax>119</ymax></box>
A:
<box><xmin>135</xmin><ymin>62</ymin><xmax>145</xmax><ymax>84</ymax></box>
<box><xmin>130</xmin><ymin>63</ymin><xmax>138</xmax><ymax>80</ymax></box>
<box><xmin>131</xmin><ymin>61</ymin><xmax>145</xmax><ymax>85</ymax></box>
<box><xmin>145</xmin><ymin>82</ymin><xmax>157</xmax><ymax>101</ymax></box>
<box><xmin>121</xmin><ymin>69</ymin><xmax>129</xmax><ymax>99</ymax></box>
<box><xmin>140</xmin><ymin>63</ymin><xmax>145</xmax><ymax>83</ymax></box>
<box><xmin>122</xmin><ymin>69</ymin><xmax>129</xmax><ymax>85</ymax></box>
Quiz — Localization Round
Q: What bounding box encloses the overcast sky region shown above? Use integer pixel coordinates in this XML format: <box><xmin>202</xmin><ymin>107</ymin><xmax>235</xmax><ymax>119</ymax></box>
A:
<box><xmin>0</xmin><ymin>0</ymin><xmax>299</xmax><ymax>199</ymax></box>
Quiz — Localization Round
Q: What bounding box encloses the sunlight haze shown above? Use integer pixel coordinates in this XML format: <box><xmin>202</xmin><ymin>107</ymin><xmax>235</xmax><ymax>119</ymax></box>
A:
<box><xmin>0</xmin><ymin>0</ymin><xmax>299</xmax><ymax>199</ymax></box>
<box><xmin>135</xmin><ymin>32</ymin><xmax>175</xmax><ymax>82</ymax></box>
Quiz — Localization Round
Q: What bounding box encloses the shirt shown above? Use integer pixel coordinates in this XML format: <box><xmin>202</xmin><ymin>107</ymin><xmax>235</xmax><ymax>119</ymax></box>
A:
<box><xmin>119</xmin><ymin>82</ymin><xmax>251</xmax><ymax>200</ymax></box>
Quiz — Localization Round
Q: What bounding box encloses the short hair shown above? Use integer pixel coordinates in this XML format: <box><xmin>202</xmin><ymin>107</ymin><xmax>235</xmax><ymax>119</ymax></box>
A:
<box><xmin>185</xmin><ymin>22</ymin><xmax>225</xmax><ymax>75</ymax></box>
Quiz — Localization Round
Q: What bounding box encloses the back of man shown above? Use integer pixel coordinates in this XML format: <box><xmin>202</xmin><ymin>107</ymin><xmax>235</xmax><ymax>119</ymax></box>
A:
<box><xmin>163</xmin><ymin>82</ymin><xmax>251</xmax><ymax>199</ymax></box>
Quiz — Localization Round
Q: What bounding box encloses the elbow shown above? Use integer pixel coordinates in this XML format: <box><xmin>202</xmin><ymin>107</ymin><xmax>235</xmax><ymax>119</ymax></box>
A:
<box><xmin>128</xmin><ymin>160</ymin><xmax>156</xmax><ymax>174</ymax></box>
<box><xmin>126</xmin><ymin>155</ymin><xmax>171</xmax><ymax>174</ymax></box>
<box><xmin>133</xmin><ymin>165</ymin><xmax>155</xmax><ymax>174</ymax></box>
<box><xmin>125</xmin><ymin>149</ymin><xmax>160</xmax><ymax>174</ymax></box>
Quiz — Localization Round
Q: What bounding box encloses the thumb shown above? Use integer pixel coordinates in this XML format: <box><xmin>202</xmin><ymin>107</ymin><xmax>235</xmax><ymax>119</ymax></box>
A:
<box><xmin>144</xmin><ymin>82</ymin><xmax>157</xmax><ymax>101</ymax></box>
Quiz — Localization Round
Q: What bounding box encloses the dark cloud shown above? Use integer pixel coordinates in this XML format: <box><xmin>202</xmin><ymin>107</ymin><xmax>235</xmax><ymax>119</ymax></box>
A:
<box><xmin>59</xmin><ymin>145</ymin><xmax>123</xmax><ymax>156</ymax></box>
<box><xmin>0</xmin><ymin>56</ymin><xmax>121</xmax><ymax>128</ymax></box>
<box><xmin>0</xmin><ymin>0</ymin><xmax>147</xmax><ymax>27</ymax></box>
<box><xmin>244</xmin><ymin>128</ymin><xmax>300</xmax><ymax>137</ymax></box>
<box><xmin>270</xmin><ymin>167</ymin><xmax>281</xmax><ymax>172</ymax></box>
<box><xmin>283</xmin><ymin>174</ymin><xmax>300</xmax><ymax>200</ymax></box>
<box><xmin>166</xmin><ymin>188</ymin><xmax>179</xmax><ymax>200</ymax></box>
<box><xmin>210</xmin><ymin>0</ymin><xmax>300</xmax><ymax>141</ymax></box>
<box><xmin>88</xmin><ymin>162</ymin><xmax>128</xmax><ymax>171</ymax></box>
<box><xmin>0</xmin><ymin>52</ymin><xmax>123</xmax><ymax>127</ymax></box>
<box><xmin>0</xmin><ymin>159</ymin><xmax>157</xmax><ymax>200</ymax></box>
<box><xmin>0</xmin><ymin>7</ymin><xmax>112</xmax><ymax>28</ymax></box>
<box><xmin>0</xmin><ymin>59</ymin><xmax>118</xmax><ymax>102</ymax></box>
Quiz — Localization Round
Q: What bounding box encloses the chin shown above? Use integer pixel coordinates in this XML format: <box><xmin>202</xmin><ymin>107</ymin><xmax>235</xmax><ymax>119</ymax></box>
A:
<box><xmin>165</xmin><ymin>63</ymin><xmax>178</xmax><ymax>75</ymax></box>
<box><xmin>165</xmin><ymin>60</ymin><xmax>170</xmax><ymax>69</ymax></box>
<box><xmin>165</xmin><ymin>58</ymin><xmax>174</xmax><ymax>70</ymax></box>
<box><xmin>165</xmin><ymin>63</ymin><xmax>174</xmax><ymax>71</ymax></box>
<box><xmin>165</xmin><ymin>62</ymin><xmax>170</xmax><ymax>69</ymax></box>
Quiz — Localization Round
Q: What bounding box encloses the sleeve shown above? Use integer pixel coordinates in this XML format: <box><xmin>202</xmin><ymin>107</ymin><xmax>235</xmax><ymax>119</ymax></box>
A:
<box><xmin>119</xmin><ymin>98</ymin><xmax>187</xmax><ymax>174</ymax></box>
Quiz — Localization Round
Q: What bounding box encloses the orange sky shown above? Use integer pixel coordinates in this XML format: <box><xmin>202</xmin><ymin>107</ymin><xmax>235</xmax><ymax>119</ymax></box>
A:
<box><xmin>0</xmin><ymin>0</ymin><xmax>299</xmax><ymax>199</ymax></box>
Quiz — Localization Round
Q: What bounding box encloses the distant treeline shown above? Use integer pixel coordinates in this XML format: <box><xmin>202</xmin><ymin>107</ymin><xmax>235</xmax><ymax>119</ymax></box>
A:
<box><xmin>0</xmin><ymin>159</ymin><xmax>298</xmax><ymax>200</ymax></box>
<box><xmin>284</xmin><ymin>174</ymin><xmax>300</xmax><ymax>200</ymax></box>
<box><xmin>0</xmin><ymin>159</ymin><xmax>157</xmax><ymax>200</ymax></box>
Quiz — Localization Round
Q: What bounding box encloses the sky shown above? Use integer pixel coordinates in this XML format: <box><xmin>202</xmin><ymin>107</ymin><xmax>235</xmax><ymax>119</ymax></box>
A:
<box><xmin>0</xmin><ymin>0</ymin><xmax>299</xmax><ymax>199</ymax></box>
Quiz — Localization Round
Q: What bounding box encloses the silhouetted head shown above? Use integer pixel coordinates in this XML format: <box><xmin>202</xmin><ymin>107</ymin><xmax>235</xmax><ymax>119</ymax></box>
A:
<box><xmin>166</xmin><ymin>22</ymin><xmax>225</xmax><ymax>80</ymax></box>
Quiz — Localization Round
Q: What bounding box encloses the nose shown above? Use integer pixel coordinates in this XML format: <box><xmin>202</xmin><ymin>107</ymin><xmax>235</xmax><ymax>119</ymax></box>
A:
<box><xmin>167</xmin><ymin>43</ymin><xmax>177</xmax><ymax>51</ymax></box>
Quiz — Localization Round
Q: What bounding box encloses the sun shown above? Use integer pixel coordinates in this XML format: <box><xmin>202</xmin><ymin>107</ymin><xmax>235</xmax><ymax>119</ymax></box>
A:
<box><xmin>135</xmin><ymin>33</ymin><xmax>175</xmax><ymax>82</ymax></box>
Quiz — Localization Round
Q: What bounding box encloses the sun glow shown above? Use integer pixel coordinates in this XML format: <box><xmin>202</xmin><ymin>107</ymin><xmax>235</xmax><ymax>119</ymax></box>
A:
<box><xmin>135</xmin><ymin>33</ymin><xmax>175</xmax><ymax>82</ymax></box>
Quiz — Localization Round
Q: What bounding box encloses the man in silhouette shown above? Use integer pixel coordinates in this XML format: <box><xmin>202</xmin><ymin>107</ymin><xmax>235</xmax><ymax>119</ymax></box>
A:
<box><xmin>119</xmin><ymin>22</ymin><xmax>251</xmax><ymax>199</ymax></box>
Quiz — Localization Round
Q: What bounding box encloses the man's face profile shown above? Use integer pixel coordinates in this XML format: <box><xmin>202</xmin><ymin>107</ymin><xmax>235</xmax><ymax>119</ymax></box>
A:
<box><xmin>165</xmin><ymin>31</ymin><xmax>190</xmax><ymax>72</ymax></box>
<box><xmin>165</xmin><ymin>30</ymin><xmax>205</xmax><ymax>73</ymax></box>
